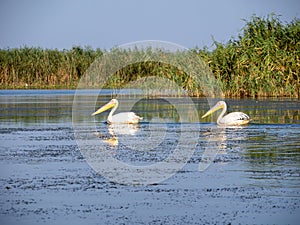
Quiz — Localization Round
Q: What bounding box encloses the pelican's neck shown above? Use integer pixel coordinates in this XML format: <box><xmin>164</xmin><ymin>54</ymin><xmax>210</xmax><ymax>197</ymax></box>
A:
<box><xmin>108</xmin><ymin>100</ymin><xmax>118</xmax><ymax>122</ymax></box>
<box><xmin>217</xmin><ymin>102</ymin><xmax>227</xmax><ymax>124</ymax></box>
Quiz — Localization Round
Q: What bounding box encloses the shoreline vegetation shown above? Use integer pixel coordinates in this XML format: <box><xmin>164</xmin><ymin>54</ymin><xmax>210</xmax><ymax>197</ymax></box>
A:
<box><xmin>0</xmin><ymin>15</ymin><xmax>299</xmax><ymax>97</ymax></box>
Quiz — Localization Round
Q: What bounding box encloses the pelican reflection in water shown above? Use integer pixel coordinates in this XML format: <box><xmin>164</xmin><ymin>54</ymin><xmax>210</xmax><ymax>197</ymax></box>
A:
<box><xmin>202</xmin><ymin>101</ymin><xmax>250</xmax><ymax>126</ymax></box>
<box><xmin>92</xmin><ymin>99</ymin><xmax>143</xmax><ymax>124</ymax></box>
<box><xmin>94</xmin><ymin>123</ymin><xmax>140</xmax><ymax>147</ymax></box>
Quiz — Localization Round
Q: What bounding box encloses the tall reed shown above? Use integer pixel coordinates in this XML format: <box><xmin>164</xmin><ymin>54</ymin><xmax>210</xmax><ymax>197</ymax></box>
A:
<box><xmin>0</xmin><ymin>15</ymin><xmax>299</xmax><ymax>97</ymax></box>
<box><xmin>0</xmin><ymin>46</ymin><xmax>102</xmax><ymax>88</ymax></box>
<box><xmin>199</xmin><ymin>14</ymin><xmax>299</xmax><ymax>97</ymax></box>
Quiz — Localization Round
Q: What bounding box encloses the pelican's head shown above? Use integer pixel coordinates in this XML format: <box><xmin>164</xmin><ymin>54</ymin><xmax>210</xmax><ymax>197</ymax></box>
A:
<box><xmin>201</xmin><ymin>101</ymin><xmax>226</xmax><ymax>118</ymax></box>
<box><xmin>91</xmin><ymin>99</ymin><xmax>118</xmax><ymax>116</ymax></box>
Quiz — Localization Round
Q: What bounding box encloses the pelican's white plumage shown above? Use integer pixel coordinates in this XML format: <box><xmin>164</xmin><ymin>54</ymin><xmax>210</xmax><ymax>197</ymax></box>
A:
<box><xmin>202</xmin><ymin>101</ymin><xmax>250</xmax><ymax>126</ymax></box>
<box><xmin>92</xmin><ymin>99</ymin><xmax>142</xmax><ymax>124</ymax></box>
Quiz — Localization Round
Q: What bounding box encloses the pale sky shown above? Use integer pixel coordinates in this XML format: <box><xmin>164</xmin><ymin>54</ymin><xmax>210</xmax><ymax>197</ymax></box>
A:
<box><xmin>0</xmin><ymin>0</ymin><xmax>299</xmax><ymax>50</ymax></box>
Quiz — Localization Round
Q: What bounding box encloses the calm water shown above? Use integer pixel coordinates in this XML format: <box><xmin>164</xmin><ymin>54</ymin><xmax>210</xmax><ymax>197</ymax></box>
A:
<box><xmin>0</xmin><ymin>90</ymin><xmax>299</xmax><ymax>224</ymax></box>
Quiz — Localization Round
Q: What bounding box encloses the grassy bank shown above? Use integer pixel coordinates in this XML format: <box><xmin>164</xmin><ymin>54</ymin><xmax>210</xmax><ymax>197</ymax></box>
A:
<box><xmin>0</xmin><ymin>15</ymin><xmax>299</xmax><ymax>97</ymax></box>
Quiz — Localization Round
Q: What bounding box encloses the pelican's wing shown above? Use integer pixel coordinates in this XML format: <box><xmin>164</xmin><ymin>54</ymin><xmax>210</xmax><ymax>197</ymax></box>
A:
<box><xmin>220</xmin><ymin>112</ymin><xmax>250</xmax><ymax>126</ymax></box>
<box><xmin>111</xmin><ymin>112</ymin><xmax>143</xmax><ymax>124</ymax></box>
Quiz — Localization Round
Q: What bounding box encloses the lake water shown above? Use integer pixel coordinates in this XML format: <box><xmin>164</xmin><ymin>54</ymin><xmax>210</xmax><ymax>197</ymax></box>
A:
<box><xmin>0</xmin><ymin>90</ymin><xmax>299</xmax><ymax>224</ymax></box>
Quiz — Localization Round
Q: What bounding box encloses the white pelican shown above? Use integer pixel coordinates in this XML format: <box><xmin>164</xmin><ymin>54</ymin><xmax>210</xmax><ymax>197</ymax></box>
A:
<box><xmin>201</xmin><ymin>101</ymin><xmax>250</xmax><ymax>126</ymax></box>
<box><xmin>91</xmin><ymin>99</ymin><xmax>143</xmax><ymax>124</ymax></box>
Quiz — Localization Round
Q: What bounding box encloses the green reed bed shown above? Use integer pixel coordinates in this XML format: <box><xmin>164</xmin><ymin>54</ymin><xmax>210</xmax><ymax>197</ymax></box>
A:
<box><xmin>0</xmin><ymin>46</ymin><xmax>103</xmax><ymax>89</ymax></box>
<box><xmin>199</xmin><ymin>15</ymin><xmax>300</xmax><ymax>98</ymax></box>
<box><xmin>0</xmin><ymin>15</ymin><xmax>299</xmax><ymax>97</ymax></box>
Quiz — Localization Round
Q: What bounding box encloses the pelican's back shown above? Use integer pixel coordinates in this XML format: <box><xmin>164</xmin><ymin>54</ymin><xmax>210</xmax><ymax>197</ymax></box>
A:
<box><xmin>219</xmin><ymin>112</ymin><xmax>250</xmax><ymax>126</ymax></box>
<box><xmin>109</xmin><ymin>112</ymin><xmax>143</xmax><ymax>124</ymax></box>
